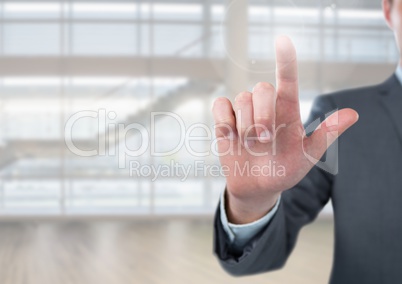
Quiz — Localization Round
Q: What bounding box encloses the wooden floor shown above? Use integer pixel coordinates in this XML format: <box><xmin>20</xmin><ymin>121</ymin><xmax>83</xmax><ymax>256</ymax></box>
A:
<box><xmin>0</xmin><ymin>218</ymin><xmax>334</xmax><ymax>284</ymax></box>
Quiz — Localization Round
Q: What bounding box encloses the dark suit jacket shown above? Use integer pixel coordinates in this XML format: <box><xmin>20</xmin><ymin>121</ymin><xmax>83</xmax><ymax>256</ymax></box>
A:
<box><xmin>214</xmin><ymin>74</ymin><xmax>402</xmax><ymax>284</ymax></box>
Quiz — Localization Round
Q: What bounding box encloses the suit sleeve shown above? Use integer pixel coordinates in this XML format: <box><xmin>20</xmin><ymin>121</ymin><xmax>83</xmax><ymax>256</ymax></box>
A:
<box><xmin>213</xmin><ymin>95</ymin><xmax>337</xmax><ymax>276</ymax></box>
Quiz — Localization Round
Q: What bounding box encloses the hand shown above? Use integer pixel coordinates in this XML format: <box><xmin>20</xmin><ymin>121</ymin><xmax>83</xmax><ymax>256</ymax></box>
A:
<box><xmin>212</xmin><ymin>36</ymin><xmax>359</xmax><ymax>224</ymax></box>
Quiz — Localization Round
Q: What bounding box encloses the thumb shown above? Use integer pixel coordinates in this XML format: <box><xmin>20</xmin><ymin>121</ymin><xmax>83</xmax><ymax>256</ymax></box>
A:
<box><xmin>303</xmin><ymin>108</ymin><xmax>359</xmax><ymax>163</ymax></box>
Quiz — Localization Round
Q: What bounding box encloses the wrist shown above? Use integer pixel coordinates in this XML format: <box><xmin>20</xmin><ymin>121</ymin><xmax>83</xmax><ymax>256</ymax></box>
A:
<box><xmin>225</xmin><ymin>189</ymin><xmax>280</xmax><ymax>225</ymax></box>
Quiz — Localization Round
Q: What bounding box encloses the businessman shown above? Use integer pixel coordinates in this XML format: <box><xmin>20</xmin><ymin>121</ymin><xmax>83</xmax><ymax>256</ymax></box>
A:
<box><xmin>212</xmin><ymin>0</ymin><xmax>402</xmax><ymax>283</ymax></box>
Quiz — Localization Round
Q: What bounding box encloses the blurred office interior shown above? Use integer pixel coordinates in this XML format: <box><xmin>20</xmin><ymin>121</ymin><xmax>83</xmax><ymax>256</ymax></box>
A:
<box><xmin>0</xmin><ymin>0</ymin><xmax>396</xmax><ymax>283</ymax></box>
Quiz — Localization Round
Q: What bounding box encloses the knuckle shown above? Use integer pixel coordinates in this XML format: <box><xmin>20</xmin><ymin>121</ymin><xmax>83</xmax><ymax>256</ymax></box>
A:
<box><xmin>253</xmin><ymin>82</ymin><xmax>275</xmax><ymax>93</ymax></box>
<box><xmin>212</xmin><ymin>97</ymin><xmax>230</xmax><ymax>111</ymax></box>
<box><xmin>214</xmin><ymin>123</ymin><xmax>229</xmax><ymax>133</ymax></box>
<box><xmin>235</xmin><ymin>91</ymin><xmax>252</xmax><ymax>103</ymax></box>
<box><xmin>254</xmin><ymin>116</ymin><xmax>272</xmax><ymax>125</ymax></box>
<box><xmin>215</xmin><ymin>117</ymin><xmax>234</xmax><ymax>125</ymax></box>
<box><xmin>213</xmin><ymin>97</ymin><xmax>229</xmax><ymax>106</ymax></box>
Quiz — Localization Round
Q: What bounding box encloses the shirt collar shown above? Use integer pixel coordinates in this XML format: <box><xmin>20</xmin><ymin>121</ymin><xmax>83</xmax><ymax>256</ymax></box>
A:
<box><xmin>395</xmin><ymin>66</ymin><xmax>402</xmax><ymax>86</ymax></box>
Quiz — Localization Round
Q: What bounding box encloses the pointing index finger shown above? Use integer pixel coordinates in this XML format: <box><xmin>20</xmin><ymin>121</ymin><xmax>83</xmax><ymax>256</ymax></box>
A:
<box><xmin>275</xmin><ymin>36</ymin><xmax>301</xmax><ymax>124</ymax></box>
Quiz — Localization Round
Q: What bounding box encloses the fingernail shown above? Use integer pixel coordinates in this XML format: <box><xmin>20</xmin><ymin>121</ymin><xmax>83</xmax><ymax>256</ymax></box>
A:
<box><xmin>259</xmin><ymin>130</ymin><xmax>271</xmax><ymax>142</ymax></box>
<box><xmin>245</xmin><ymin>138</ymin><xmax>256</xmax><ymax>148</ymax></box>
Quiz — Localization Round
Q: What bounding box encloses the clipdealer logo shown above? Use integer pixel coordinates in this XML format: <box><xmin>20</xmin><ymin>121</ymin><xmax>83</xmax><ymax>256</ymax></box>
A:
<box><xmin>64</xmin><ymin>110</ymin><xmax>224</xmax><ymax>168</ymax></box>
<box><xmin>64</xmin><ymin>108</ymin><xmax>339</xmax><ymax>178</ymax></box>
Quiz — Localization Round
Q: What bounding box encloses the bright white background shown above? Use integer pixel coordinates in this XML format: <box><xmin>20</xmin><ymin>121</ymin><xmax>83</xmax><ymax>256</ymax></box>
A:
<box><xmin>0</xmin><ymin>0</ymin><xmax>395</xmax><ymax>216</ymax></box>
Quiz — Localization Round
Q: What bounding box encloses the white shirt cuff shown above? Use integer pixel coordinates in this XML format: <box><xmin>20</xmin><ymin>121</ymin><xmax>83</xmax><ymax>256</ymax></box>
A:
<box><xmin>219</xmin><ymin>189</ymin><xmax>281</xmax><ymax>249</ymax></box>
